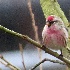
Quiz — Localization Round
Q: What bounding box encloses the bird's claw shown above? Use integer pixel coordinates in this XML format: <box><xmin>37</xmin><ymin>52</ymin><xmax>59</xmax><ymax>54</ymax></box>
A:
<box><xmin>59</xmin><ymin>54</ymin><xmax>63</xmax><ymax>57</ymax></box>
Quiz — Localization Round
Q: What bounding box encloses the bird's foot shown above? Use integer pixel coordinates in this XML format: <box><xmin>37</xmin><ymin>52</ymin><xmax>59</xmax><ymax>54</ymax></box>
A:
<box><xmin>59</xmin><ymin>54</ymin><xmax>63</xmax><ymax>57</ymax></box>
<box><xmin>59</xmin><ymin>49</ymin><xmax>63</xmax><ymax>57</ymax></box>
<box><xmin>42</xmin><ymin>45</ymin><xmax>46</xmax><ymax>49</ymax></box>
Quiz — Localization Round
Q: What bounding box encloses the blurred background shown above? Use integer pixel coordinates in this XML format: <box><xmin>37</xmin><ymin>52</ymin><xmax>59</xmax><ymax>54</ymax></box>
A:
<box><xmin>0</xmin><ymin>0</ymin><xmax>70</xmax><ymax>70</ymax></box>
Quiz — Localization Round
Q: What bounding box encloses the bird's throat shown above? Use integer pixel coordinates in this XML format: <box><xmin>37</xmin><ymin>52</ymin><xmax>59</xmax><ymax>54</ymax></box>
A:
<box><xmin>47</xmin><ymin>25</ymin><xmax>58</xmax><ymax>34</ymax></box>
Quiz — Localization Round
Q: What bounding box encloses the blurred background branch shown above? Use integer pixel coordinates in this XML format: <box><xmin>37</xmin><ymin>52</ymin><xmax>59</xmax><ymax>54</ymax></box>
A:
<box><xmin>0</xmin><ymin>55</ymin><xmax>20</xmax><ymax>70</ymax></box>
<box><xmin>19</xmin><ymin>43</ymin><xmax>26</xmax><ymax>70</ymax></box>
<box><xmin>27</xmin><ymin>0</ymin><xmax>42</xmax><ymax>70</ymax></box>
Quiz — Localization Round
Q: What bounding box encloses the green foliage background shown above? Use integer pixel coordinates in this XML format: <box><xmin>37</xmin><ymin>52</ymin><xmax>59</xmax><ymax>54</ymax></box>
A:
<box><xmin>40</xmin><ymin>0</ymin><xmax>68</xmax><ymax>27</ymax></box>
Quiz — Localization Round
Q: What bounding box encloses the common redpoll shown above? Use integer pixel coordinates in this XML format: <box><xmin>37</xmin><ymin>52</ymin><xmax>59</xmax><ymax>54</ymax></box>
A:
<box><xmin>42</xmin><ymin>15</ymin><xmax>68</xmax><ymax>56</ymax></box>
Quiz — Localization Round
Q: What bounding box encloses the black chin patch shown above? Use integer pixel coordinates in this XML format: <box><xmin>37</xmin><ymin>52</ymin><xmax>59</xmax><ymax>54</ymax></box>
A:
<box><xmin>48</xmin><ymin>21</ymin><xmax>54</xmax><ymax>27</ymax></box>
<box><xmin>48</xmin><ymin>23</ymin><xmax>51</xmax><ymax>27</ymax></box>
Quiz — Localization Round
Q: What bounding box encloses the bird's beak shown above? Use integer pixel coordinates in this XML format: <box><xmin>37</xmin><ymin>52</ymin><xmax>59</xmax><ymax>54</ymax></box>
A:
<box><xmin>46</xmin><ymin>22</ymin><xmax>51</xmax><ymax>27</ymax></box>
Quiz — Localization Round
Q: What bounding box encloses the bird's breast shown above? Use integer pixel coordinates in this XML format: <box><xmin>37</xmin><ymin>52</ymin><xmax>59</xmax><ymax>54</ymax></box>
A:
<box><xmin>47</xmin><ymin>25</ymin><xmax>59</xmax><ymax>34</ymax></box>
<box><xmin>42</xmin><ymin>25</ymin><xmax>67</xmax><ymax>50</ymax></box>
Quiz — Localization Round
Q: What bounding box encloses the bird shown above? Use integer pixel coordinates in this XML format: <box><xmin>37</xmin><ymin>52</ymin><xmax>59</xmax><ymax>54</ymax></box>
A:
<box><xmin>42</xmin><ymin>15</ymin><xmax>68</xmax><ymax>56</ymax></box>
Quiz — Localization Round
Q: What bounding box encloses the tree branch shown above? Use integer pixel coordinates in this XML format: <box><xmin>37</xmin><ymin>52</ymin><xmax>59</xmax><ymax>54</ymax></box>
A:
<box><xmin>0</xmin><ymin>25</ymin><xmax>70</xmax><ymax>67</ymax></box>
<box><xmin>30</xmin><ymin>58</ymin><xmax>66</xmax><ymax>70</ymax></box>
<box><xmin>0</xmin><ymin>55</ymin><xmax>20</xmax><ymax>70</ymax></box>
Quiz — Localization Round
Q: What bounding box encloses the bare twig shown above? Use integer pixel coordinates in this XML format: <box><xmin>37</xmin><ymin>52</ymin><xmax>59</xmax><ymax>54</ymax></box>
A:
<box><xmin>0</xmin><ymin>55</ymin><xmax>20</xmax><ymax>70</ymax></box>
<box><xmin>27</xmin><ymin>0</ymin><xmax>40</xmax><ymax>42</ymax></box>
<box><xmin>0</xmin><ymin>60</ymin><xmax>15</xmax><ymax>70</ymax></box>
<box><xmin>0</xmin><ymin>25</ymin><xmax>70</xmax><ymax>67</ymax></box>
<box><xmin>19</xmin><ymin>43</ymin><xmax>26</xmax><ymax>70</ymax></box>
<box><xmin>38</xmin><ymin>49</ymin><xmax>42</xmax><ymax>70</ymax></box>
<box><xmin>45</xmin><ymin>58</ymin><xmax>66</xmax><ymax>65</ymax></box>
<box><xmin>30</xmin><ymin>58</ymin><xmax>66</xmax><ymax>70</ymax></box>
<box><xmin>27</xmin><ymin>0</ymin><xmax>42</xmax><ymax>70</ymax></box>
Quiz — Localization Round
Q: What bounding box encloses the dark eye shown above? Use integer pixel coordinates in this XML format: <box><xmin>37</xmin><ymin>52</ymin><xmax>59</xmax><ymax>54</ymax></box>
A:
<box><xmin>50</xmin><ymin>20</ymin><xmax>58</xmax><ymax>24</ymax></box>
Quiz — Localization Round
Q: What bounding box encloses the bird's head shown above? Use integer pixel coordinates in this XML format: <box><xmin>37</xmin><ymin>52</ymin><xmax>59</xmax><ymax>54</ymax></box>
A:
<box><xmin>46</xmin><ymin>15</ymin><xmax>63</xmax><ymax>27</ymax></box>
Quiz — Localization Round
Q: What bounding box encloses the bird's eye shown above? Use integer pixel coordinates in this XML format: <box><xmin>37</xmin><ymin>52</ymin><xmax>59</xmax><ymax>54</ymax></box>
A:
<box><xmin>50</xmin><ymin>20</ymin><xmax>58</xmax><ymax>24</ymax></box>
<box><xmin>46</xmin><ymin>20</ymin><xmax>58</xmax><ymax>27</ymax></box>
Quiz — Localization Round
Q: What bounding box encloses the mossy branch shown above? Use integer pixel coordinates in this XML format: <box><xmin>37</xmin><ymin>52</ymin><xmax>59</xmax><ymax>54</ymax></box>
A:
<box><xmin>0</xmin><ymin>25</ymin><xmax>70</xmax><ymax>67</ymax></box>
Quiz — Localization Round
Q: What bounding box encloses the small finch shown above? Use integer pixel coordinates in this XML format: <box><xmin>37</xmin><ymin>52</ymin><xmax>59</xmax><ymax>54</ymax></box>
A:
<box><xmin>42</xmin><ymin>15</ymin><xmax>68</xmax><ymax>56</ymax></box>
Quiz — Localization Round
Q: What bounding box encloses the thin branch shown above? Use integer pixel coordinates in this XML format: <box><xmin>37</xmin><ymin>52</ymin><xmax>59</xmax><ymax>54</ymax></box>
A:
<box><xmin>27</xmin><ymin>0</ymin><xmax>42</xmax><ymax>70</ymax></box>
<box><xmin>30</xmin><ymin>58</ymin><xmax>66</xmax><ymax>70</ymax></box>
<box><xmin>28</xmin><ymin>0</ymin><xmax>42</xmax><ymax>70</ymax></box>
<box><xmin>38</xmin><ymin>49</ymin><xmax>42</xmax><ymax>70</ymax></box>
<box><xmin>19</xmin><ymin>43</ymin><xmax>26</xmax><ymax>70</ymax></box>
<box><xmin>0</xmin><ymin>60</ymin><xmax>15</xmax><ymax>70</ymax></box>
<box><xmin>0</xmin><ymin>25</ymin><xmax>70</xmax><ymax>67</ymax></box>
<box><xmin>0</xmin><ymin>55</ymin><xmax>20</xmax><ymax>70</ymax></box>
<box><xmin>45</xmin><ymin>58</ymin><xmax>66</xmax><ymax>65</ymax></box>
<box><xmin>27</xmin><ymin>0</ymin><xmax>40</xmax><ymax>42</ymax></box>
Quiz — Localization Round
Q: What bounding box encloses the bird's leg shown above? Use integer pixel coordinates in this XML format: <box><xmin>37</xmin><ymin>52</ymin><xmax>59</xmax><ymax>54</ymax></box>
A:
<box><xmin>59</xmin><ymin>49</ymin><xmax>63</xmax><ymax>57</ymax></box>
